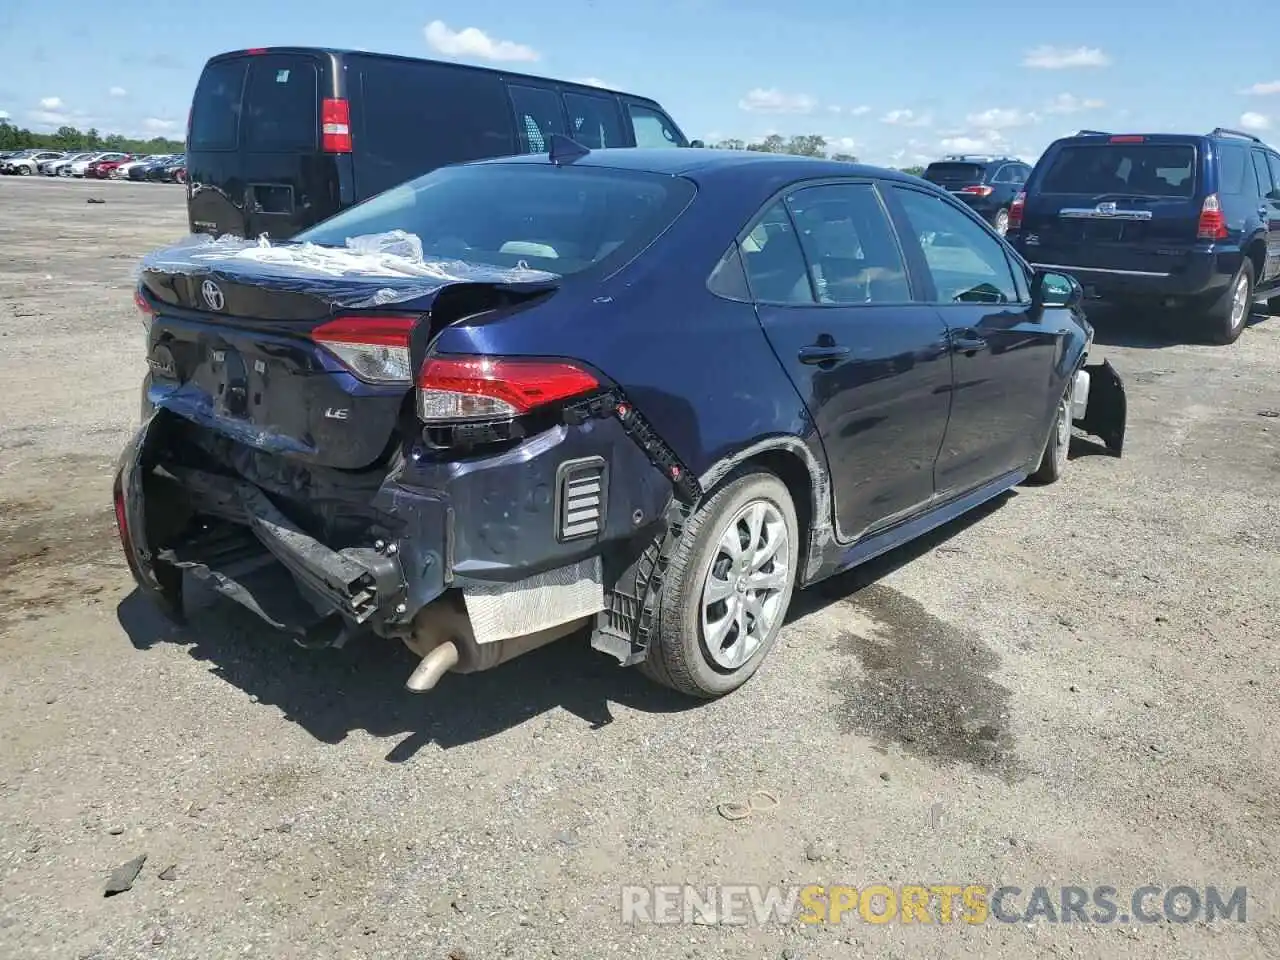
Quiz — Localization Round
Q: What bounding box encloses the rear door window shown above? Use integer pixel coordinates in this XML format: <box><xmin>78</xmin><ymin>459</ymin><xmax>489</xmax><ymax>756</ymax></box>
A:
<box><xmin>1218</xmin><ymin>144</ymin><xmax>1250</xmax><ymax>195</ymax></box>
<box><xmin>190</xmin><ymin>58</ymin><xmax>247</xmax><ymax>151</ymax></box>
<box><xmin>509</xmin><ymin>84</ymin><xmax>566</xmax><ymax>153</ymax></box>
<box><xmin>1251</xmin><ymin>151</ymin><xmax>1275</xmax><ymax>199</ymax></box>
<box><xmin>241</xmin><ymin>57</ymin><xmax>318</xmax><ymax>152</ymax></box>
<box><xmin>627</xmin><ymin>103</ymin><xmax>684</xmax><ymax>148</ymax></box>
<box><xmin>1266</xmin><ymin>154</ymin><xmax>1280</xmax><ymax>201</ymax></box>
<box><xmin>564</xmin><ymin>92</ymin><xmax>625</xmax><ymax>149</ymax></box>
<box><xmin>1039</xmin><ymin>143</ymin><xmax>1196</xmax><ymax>197</ymax></box>
<box><xmin>357</xmin><ymin>56</ymin><xmax>514</xmax><ymax>195</ymax></box>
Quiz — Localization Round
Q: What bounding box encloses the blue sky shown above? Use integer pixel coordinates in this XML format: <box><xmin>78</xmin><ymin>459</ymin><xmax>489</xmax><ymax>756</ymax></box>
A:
<box><xmin>1</xmin><ymin>0</ymin><xmax>1277</xmax><ymax>165</ymax></box>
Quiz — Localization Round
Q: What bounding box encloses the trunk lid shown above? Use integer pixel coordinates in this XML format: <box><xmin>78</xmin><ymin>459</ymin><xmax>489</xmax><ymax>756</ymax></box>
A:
<box><xmin>138</xmin><ymin>239</ymin><xmax>559</xmax><ymax>470</ymax></box>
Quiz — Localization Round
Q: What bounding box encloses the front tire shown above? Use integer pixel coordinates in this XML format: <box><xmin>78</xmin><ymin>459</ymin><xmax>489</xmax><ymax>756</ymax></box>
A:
<box><xmin>1029</xmin><ymin>390</ymin><xmax>1071</xmax><ymax>484</ymax></box>
<box><xmin>993</xmin><ymin>208</ymin><xmax>1010</xmax><ymax>236</ymax></box>
<box><xmin>642</xmin><ymin>470</ymin><xmax>800</xmax><ymax>698</ymax></box>
<box><xmin>16</xmin><ymin>166</ymin><xmax>30</xmax><ymax>176</ymax></box>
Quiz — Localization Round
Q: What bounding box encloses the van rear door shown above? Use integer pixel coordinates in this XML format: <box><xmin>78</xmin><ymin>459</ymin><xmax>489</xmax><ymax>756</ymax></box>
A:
<box><xmin>188</xmin><ymin>51</ymin><xmax>342</xmax><ymax>240</ymax></box>
<box><xmin>1020</xmin><ymin>138</ymin><xmax>1203</xmax><ymax>275</ymax></box>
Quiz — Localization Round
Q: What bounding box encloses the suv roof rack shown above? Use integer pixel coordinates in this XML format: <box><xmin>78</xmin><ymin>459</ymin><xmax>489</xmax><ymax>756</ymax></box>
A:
<box><xmin>1209</xmin><ymin>127</ymin><xmax>1264</xmax><ymax>144</ymax></box>
<box><xmin>1074</xmin><ymin>129</ymin><xmax>1110</xmax><ymax>136</ymax></box>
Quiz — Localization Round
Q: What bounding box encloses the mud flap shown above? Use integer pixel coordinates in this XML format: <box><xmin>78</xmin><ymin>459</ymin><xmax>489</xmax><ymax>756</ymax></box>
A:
<box><xmin>1076</xmin><ymin>360</ymin><xmax>1126</xmax><ymax>455</ymax></box>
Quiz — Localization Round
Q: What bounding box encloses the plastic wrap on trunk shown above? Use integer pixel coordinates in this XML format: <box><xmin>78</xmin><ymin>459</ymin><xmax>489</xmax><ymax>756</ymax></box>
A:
<box><xmin>137</xmin><ymin>230</ymin><xmax>561</xmax><ymax>309</ymax></box>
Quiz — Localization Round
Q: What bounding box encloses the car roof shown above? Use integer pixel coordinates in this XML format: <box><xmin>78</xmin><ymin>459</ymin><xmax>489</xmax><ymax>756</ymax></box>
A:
<box><xmin>475</xmin><ymin>147</ymin><xmax>928</xmax><ymax>185</ymax></box>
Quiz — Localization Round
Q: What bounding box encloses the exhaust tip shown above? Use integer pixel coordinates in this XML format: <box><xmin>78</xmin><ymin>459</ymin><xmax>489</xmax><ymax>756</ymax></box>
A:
<box><xmin>405</xmin><ymin>640</ymin><xmax>460</xmax><ymax>693</ymax></box>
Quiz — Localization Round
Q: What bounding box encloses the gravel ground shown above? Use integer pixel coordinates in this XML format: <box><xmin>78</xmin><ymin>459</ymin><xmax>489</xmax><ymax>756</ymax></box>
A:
<box><xmin>1</xmin><ymin>176</ymin><xmax>1278</xmax><ymax>960</ymax></box>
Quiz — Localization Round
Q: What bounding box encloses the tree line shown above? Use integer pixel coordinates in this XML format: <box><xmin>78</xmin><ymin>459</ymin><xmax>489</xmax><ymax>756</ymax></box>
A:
<box><xmin>705</xmin><ymin>134</ymin><xmax>927</xmax><ymax>176</ymax></box>
<box><xmin>0</xmin><ymin>121</ymin><xmax>184</xmax><ymax>155</ymax></box>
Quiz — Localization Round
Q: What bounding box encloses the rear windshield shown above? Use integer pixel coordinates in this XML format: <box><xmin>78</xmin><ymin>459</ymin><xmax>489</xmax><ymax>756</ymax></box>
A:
<box><xmin>190</xmin><ymin>59</ymin><xmax>247</xmax><ymax>151</ymax></box>
<box><xmin>925</xmin><ymin>162</ymin><xmax>985</xmax><ymax>182</ymax></box>
<box><xmin>242</xmin><ymin>57</ymin><xmax>318</xmax><ymax>152</ymax></box>
<box><xmin>297</xmin><ymin>163</ymin><xmax>696</xmax><ymax>276</ymax></box>
<box><xmin>1039</xmin><ymin>143</ymin><xmax>1197</xmax><ymax>197</ymax></box>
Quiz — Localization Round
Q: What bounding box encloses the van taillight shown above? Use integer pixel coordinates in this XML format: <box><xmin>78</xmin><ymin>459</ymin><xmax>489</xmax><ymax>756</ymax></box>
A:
<box><xmin>1008</xmin><ymin>191</ymin><xmax>1026</xmax><ymax>231</ymax></box>
<box><xmin>1197</xmin><ymin>193</ymin><xmax>1228</xmax><ymax>240</ymax></box>
<box><xmin>321</xmin><ymin>98</ymin><xmax>352</xmax><ymax>153</ymax></box>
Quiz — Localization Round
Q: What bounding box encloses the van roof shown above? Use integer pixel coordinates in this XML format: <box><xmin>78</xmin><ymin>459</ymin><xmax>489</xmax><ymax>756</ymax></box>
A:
<box><xmin>205</xmin><ymin>46</ymin><xmax>663</xmax><ymax>105</ymax></box>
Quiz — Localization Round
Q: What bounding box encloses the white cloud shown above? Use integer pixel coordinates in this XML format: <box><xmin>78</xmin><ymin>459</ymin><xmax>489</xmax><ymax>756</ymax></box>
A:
<box><xmin>1241</xmin><ymin>80</ymin><xmax>1280</xmax><ymax>96</ymax></box>
<box><xmin>0</xmin><ymin>109</ymin><xmax>9</xmax><ymax>120</ymax></box>
<box><xmin>830</xmin><ymin>136</ymin><xmax>857</xmax><ymax>153</ymax></box>
<box><xmin>738</xmin><ymin>88</ymin><xmax>817</xmax><ymax>114</ymax></box>
<box><xmin>1044</xmin><ymin>93</ymin><xmax>1106</xmax><ymax>114</ymax></box>
<box><xmin>967</xmin><ymin>107</ymin><xmax>1037</xmax><ymax>130</ymax></box>
<box><xmin>1022</xmin><ymin>45</ymin><xmax>1111</xmax><ymax>69</ymax></box>
<box><xmin>423</xmin><ymin>20</ymin><xmax>539</xmax><ymax>62</ymax></box>
<box><xmin>109</xmin><ymin>86</ymin><xmax>127</xmax><ymax>97</ymax></box>
<box><xmin>573</xmin><ymin>77</ymin><xmax>613</xmax><ymax>89</ymax></box>
<box><xmin>881</xmin><ymin>108</ymin><xmax>933</xmax><ymax>127</ymax></box>
<box><xmin>1240</xmin><ymin>112</ymin><xmax>1271</xmax><ymax>131</ymax></box>
<box><xmin>143</xmin><ymin>117</ymin><xmax>179</xmax><ymax>132</ymax></box>
<box><xmin>39</xmin><ymin>96</ymin><xmax>62</xmax><ymax>110</ymax></box>
<box><xmin>850</xmin><ymin>105</ymin><xmax>872</xmax><ymax>116</ymax></box>
<box><xmin>940</xmin><ymin>134</ymin><xmax>1006</xmax><ymax>154</ymax></box>
<box><xmin>827</xmin><ymin>105</ymin><xmax>842</xmax><ymax>114</ymax></box>
<box><xmin>28</xmin><ymin>110</ymin><xmax>69</xmax><ymax>127</ymax></box>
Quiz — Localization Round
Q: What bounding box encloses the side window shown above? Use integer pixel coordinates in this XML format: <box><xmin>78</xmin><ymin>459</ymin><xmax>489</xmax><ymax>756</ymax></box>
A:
<box><xmin>628</xmin><ymin>103</ymin><xmax>684</xmax><ymax>148</ymax></box>
<box><xmin>739</xmin><ymin>202</ymin><xmax>813</xmax><ymax>304</ymax></box>
<box><xmin>785</xmin><ymin>183</ymin><xmax>911</xmax><ymax>304</ymax></box>
<box><xmin>707</xmin><ymin>243</ymin><xmax>752</xmax><ymax>301</ymax></box>
<box><xmin>990</xmin><ymin>165</ymin><xmax>1011</xmax><ymax>183</ymax></box>
<box><xmin>190</xmin><ymin>59</ymin><xmax>247</xmax><ymax>151</ymax></box>
<box><xmin>1218</xmin><ymin>144</ymin><xmax>1250</xmax><ymax>196</ymax></box>
<box><xmin>892</xmin><ymin>188</ymin><xmax>1020</xmax><ymax>304</ymax></box>
<box><xmin>508</xmin><ymin>84</ymin><xmax>566</xmax><ymax>153</ymax></box>
<box><xmin>1251</xmin><ymin>150</ymin><xmax>1274</xmax><ymax>199</ymax></box>
<box><xmin>1268</xmin><ymin>154</ymin><xmax>1280</xmax><ymax>201</ymax></box>
<box><xmin>563</xmin><ymin>92</ymin><xmax>625</xmax><ymax>149</ymax></box>
<box><xmin>1011</xmin><ymin>165</ymin><xmax>1031</xmax><ymax>184</ymax></box>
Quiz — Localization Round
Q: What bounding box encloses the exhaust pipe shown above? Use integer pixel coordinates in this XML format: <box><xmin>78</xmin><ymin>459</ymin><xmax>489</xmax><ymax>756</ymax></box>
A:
<box><xmin>405</xmin><ymin>640</ymin><xmax>460</xmax><ymax>692</ymax></box>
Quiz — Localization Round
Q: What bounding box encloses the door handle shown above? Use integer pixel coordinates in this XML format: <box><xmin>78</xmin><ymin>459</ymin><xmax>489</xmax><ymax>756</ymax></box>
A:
<box><xmin>798</xmin><ymin>344</ymin><xmax>851</xmax><ymax>364</ymax></box>
<box><xmin>949</xmin><ymin>332</ymin><xmax>987</xmax><ymax>355</ymax></box>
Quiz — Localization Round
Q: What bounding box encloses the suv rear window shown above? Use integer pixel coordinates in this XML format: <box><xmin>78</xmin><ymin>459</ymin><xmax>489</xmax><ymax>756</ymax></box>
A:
<box><xmin>190</xmin><ymin>59</ymin><xmax>247</xmax><ymax>151</ymax></box>
<box><xmin>1040</xmin><ymin>143</ymin><xmax>1196</xmax><ymax>197</ymax></box>
<box><xmin>242</xmin><ymin>57</ymin><xmax>318</xmax><ymax>152</ymax></box>
<box><xmin>297</xmin><ymin>163</ymin><xmax>696</xmax><ymax>276</ymax></box>
<box><xmin>924</xmin><ymin>162</ymin><xmax>986</xmax><ymax>182</ymax></box>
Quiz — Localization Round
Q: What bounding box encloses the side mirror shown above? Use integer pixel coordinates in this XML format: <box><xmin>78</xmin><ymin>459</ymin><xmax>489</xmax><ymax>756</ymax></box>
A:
<box><xmin>1031</xmin><ymin>270</ymin><xmax>1082</xmax><ymax>313</ymax></box>
<box><xmin>689</xmin><ymin>139</ymin><xmax>705</xmax><ymax>149</ymax></box>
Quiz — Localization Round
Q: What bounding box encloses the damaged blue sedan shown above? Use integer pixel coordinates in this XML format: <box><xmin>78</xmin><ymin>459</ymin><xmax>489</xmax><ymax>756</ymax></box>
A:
<box><xmin>114</xmin><ymin>141</ymin><xmax>1126</xmax><ymax>698</ymax></box>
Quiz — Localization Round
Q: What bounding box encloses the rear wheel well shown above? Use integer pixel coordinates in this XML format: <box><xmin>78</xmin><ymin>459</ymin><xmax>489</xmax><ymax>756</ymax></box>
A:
<box><xmin>745</xmin><ymin>448</ymin><xmax>816</xmax><ymax>576</ymax></box>
<box><xmin>1245</xmin><ymin>240</ymin><xmax>1265</xmax><ymax>282</ymax></box>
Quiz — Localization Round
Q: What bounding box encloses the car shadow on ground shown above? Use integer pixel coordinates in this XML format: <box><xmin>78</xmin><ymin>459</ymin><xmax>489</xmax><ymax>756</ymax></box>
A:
<box><xmin>1087</xmin><ymin>302</ymin><xmax>1271</xmax><ymax>349</ymax></box>
<box><xmin>116</xmin><ymin>489</ymin><xmax>1019</xmax><ymax>761</ymax></box>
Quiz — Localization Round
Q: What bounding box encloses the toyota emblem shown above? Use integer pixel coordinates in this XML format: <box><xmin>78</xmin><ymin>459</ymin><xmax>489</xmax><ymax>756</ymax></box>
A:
<box><xmin>201</xmin><ymin>279</ymin><xmax>225</xmax><ymax>311</ymax></box>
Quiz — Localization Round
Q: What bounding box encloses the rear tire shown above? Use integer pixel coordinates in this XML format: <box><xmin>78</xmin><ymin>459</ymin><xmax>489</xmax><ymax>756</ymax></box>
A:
<box><xmin>16</xmin><ymin>166</ymin><xmax>30</xmax><ymax>176</ymax></box>
<box><xmin>641</xmin><ymin>470</ymin><xmax>800</xmax><ymax>698</ymax></box>
<box><xmin>1029</xmin><ymin>389</ymin><xmax>1071</xmax><ymax>484</ymax></box>
<box><xmin>1203</xmin><ymin>260</ymin><xmax>1253</xmax><ymax>345</ymax></box>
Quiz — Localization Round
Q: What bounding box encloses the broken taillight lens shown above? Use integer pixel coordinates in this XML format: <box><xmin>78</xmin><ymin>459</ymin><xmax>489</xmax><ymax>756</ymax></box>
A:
<box><xmin>310</xmin><ymin>316</ymin><xmax>415</xmax><ymax>384</ymax></box>
<box><xmin>416</xmin><ymin>355</ymin><xmax>600</xmax><ymax>423</ymax></box>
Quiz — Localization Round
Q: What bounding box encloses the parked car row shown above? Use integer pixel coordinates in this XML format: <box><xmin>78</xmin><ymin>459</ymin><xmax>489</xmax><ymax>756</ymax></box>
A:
<box><xmin>0</xmin><ymin>149</ymin><xmax>186</xmax><ymax>182</ymax></box>
<box><xmin>921</xmin><ymin>128</ymin><xmax>1280</xmax><ymax>345</ymax></box>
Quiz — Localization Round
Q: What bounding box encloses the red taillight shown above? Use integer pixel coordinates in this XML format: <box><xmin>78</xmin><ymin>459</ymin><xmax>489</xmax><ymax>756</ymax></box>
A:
<box><xmin>960</xmin><ymin>184</ymin><xmax>995</xmax><ymax>197</ymax></box>
<box><xmin>113</xmin><ymin>482</ymin><xmax>132</xmax><ymax>554</ymax></box>
<box><xmin>1197</xmin><ymin>193</ymin><xmax>1228</xmax><ymax>240</ymax></box>
<box><xmin>1110</xmin><ymin>135</ymin><xmax>1145</xmax><ymax>143</ymax></box>
<box><xmin>244</xmin><ymin>47</ymin><xmax>267</xmax><ymax>55</ymax></box>
<box><xmin>134</xmin><ymin>286</ymin><xmax>156</xmax><ymax>316</ymax></box>
<box><xmin>416</xmin><ymin>356</ymin><xmax>600</xmax><ymax>423</ymax></box>
<box><xmin>1008</xmin><ymin>191</ymin><xmax>1026</xmax><ymax>231</ymax></box>
<box><xmin>321</xmin><ymin>98</ymin><xmax>352</xmax><ymax>153</ymax></box>
<box><xmin>311</xmin><ymin>315</ymin><xmax>415</xmax><ymax>383</ymax></box>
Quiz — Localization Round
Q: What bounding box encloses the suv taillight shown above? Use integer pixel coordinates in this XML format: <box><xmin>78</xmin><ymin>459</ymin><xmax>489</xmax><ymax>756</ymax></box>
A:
<box><xmin>960</xmin><ymin>184</ymin><xmax>995</xmax><ymax>197</ymax></box>
<box><xmin>310</xmin><ymin>316</ymin><xmax>415</xmax><ymax>383</ymax></box>
<box><xmin>321</xmin><ymin>98</ymin><xmax>352</xmax><ymax>153</ymax></box>
<box><xmin>1197</xmin><ymin>193</ymin><xmax>1228</xmax><ymax>240</ymax></box>
<box><xmin>1008</xmin><ymin>191</ymin><xmax>1026</xmax><ymax>231</ymax></box>
<box><xmin>416</xmin><ymin>356</ymin><xmax>600</xmax><ymax>424</ymax></box>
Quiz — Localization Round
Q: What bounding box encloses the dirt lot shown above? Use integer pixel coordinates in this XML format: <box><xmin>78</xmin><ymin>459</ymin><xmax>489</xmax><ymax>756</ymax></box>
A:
<box><xmin>1</xmin><ymin>176</ymin><xmax>1278</xmax><ymax>959</ymax></box>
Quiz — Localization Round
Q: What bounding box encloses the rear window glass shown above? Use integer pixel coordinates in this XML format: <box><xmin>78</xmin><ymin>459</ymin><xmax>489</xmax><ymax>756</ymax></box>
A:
<box><xmin>242</xmin><ymin>58</ymin><xmax>318</xmax><ymax>152</ymax></box>
<box><xmin>924</xmin><ymin>162</ymin><xmax>986</xmax><ymax>182</ymax></box>
<box><xmin>1040</xmin><ymin>143</ymin><xmax>1196</xmax><ymax>197</ymax></box>
<box><xmin>190</xmin><ymin>59</ymin><xmax>247</xmax><ymax>151</ymax></box>
<box><xmin>297</xmin><ymin>163</ymin><xmax>696</xmax><ymax>277</ymax></box>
